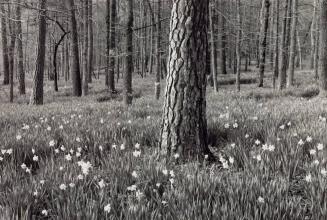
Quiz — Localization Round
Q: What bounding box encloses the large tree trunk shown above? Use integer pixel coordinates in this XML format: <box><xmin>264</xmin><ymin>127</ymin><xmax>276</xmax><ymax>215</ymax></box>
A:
<box><xmin>123</xmin><ymin>0</ymin><xmax>133</xmax><ymax>106</ymax></box>
<box><xmin>0</xmin><ymin>2</ymin><xmax>9</xmax><ymax>85</ymax></box>
<box><xmin>8</xmin><ymin>4</ymin><xmax>16</xmax><ymax>103</ymax></box>
<box><xmin>287</xmin><ymin>0</ymin><xmax>298</xmax><ymax>87</ymax></box>
<box><xmin>320</xmin><ymin>0</ymin><xmax>327</xmax><ymax>96</ymax></box>
<box><xmin>30</xmin><ymin>0</ymin><xmax>47</xmax><ymax>105</ymax></box>
<box><xmin>160</xmin><ymin>0</ymin><xmax>213</xmax><ymax>161</ymax></box>
<box><xmin>258</xmin><ymin>0</ymin><xmax>271</xmax><ymax>88</ymax></box>
<box><xmin>66</xmin><ymin>0</ymin><xmax>82</xmax><ymax>97</ymax></box>
<box><xmin>311</xmin><ymin>0</ymin><xmax>318</xmax><ymax>69</ymax></box>
<box><xmin>16</xmin><ymin>0</ymin><xmax>25</xmax><ymax>95</ymax></box>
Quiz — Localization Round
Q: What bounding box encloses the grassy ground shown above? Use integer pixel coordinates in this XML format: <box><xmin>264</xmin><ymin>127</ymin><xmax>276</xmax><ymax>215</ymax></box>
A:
<box><xmin>1</xmin><ymin>69</ymin><xmax>327</xmax><ymax>219</ymax></box>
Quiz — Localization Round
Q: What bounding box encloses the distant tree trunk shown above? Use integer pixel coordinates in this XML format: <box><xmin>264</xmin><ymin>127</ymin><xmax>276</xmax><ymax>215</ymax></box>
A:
<box><xmin>287</xmin><ymin>0</ymin><xmax>298</xmax><ymax>87</ymax></box>
<box><xmin>108</xmin><ymin>0</ymin><xmax>117</xmax><ymax>93</ymax></box>
<box><xmin>297</xmin><ymin>30</ymin><xmax>303</xmax><ymax>70</ymax></box>
<box><xmin>278</xmin><ymin>0</ymin><xmax>291</xmax><ymax>90</ymax></box>
<box><xmin>258</xmin><ymin>0</ymin><xmax>271</xmax><ymax>88</ymax></box>
<box><xmin>315</xmin><ymin>25</ymin><xmax>320</xmax><ymax>79</ymax></box>
<box><xmin>30</xmin><ymin>0</ymin><xmax>47</xmax><ymax>105</ymax></box>
<box><xmin>236</xmin><ymin>0</ymin><xmax>241</xmax><ymax>92</ymax></box>
<box><xmin>8</xmin><ymin>5</ymin><xmax>16</xmax><ymax>103</ymax></box>
<box><xmin>311</xmin><ymin>0</ymin><xmax>318</xmax><ymax>69</ymax></box>
<box><xmin>273</xmin><ymin>0</ymin><xmax>279</xmax><ymax>89</ymax></box>
<box><xmin>123</xmin><ymin>0</ymin><xmax>133</xmax><ymax>106</ymax></box>
<box><xmin>160</xmin><ymin>0</ymin><xmax>213</xmax><ymax>161</ymax></box>
<box><xmin>17</xmin><ymin>0</ymin><xmax>25</xmax><ymax>95</ymax></box>
<box><xmin>220</xmin><ymin>0</ymin><xmax>227</xmax><ymax>75</ymax></box>
<box><xmin>0</xmin><ymin>2</ymin><xmax>9</xmax><ymax>85</ymax></box>
<box><xmin>66</xmin><ymin>0</ymin><xmax>82</xmax><ymax>97</ymax></box>
<box><xmin>155</xmin><ymin>0</ymin><xmax>162</xmax><ymax>100</ymax></box>
<box><xmin>209</xmin><ymin>2</ymin><xmax>218</xmax><ymax>92</ymax></box>
<box><xmin>88</xmin><ymin>0</ymin><xmax>93</xmax><ymax>83</ymax></box>
<box><xmin>83</xmin><ymin>0</ymin><xmax>89</xmax><ymax>96</ymax></box>
<box><xmin>320</xmin><ymin>0</ymin><xmax>327</xmax><ymax>96</ymax></box>
<box><xmin>105</xmin><ymin>0</ymin><xmax>110</xmax><ymax>87</ymax></box>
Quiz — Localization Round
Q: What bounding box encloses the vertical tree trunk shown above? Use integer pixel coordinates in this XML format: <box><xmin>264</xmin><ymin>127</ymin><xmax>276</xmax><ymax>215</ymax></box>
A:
<box><xmin>0</xmin><ymin>2</ymin><xmax>9</xmax><ymax>85</ymax></box>
<box><xmin>30</xmin><ymin>0</ymin><xmax>47</xmax><ymax>105</ymax></box>
<box><xmin>220</xmin><ymin>0</ymin><xmax>227</xmax><ymax>75</ymax></box>
<box><xmin>123</xmin><ymin>0</ymin><xmax>133</xmax><ymax>106</ymax></box>
<box><xmin>258</xmin><ymin>0</ymin><xmax>271</xmax><ymax>88</ymax></box>
<box><xmin>273</xmin><ymin>0</ymin><xmax>279</xmax><ymax>89</ymax></box>
<box><xmin>278</xmin><ymin>0</ymin><xmax>291</xmax><ymax>90</ymax></box>
<box><xmin>88</xmin><ymin>0</ymin><xmax>94</xmax><ymax>83</ymax></box>
<box><xmin>8</xmin><ymin>5</ymin><xmax>16</xmax><ymax>103</ymax></box>
<box><xmin>83</xmin><ymin>0</ymin><xmax>89</xmax><ymax>96</ymax></box>
<box><xmin>160</xmin><ymin>0</ymin><xmax>213</xmax><ymax>161</ymax></box>
<box><xmin>287</xmin><ymin>0</ymin><xmax>298</xmax><ymax>87</ymax></box>
<box><xmin>320</xmin><ymin>0</ymin><xmax>327</xmax><ymax>96</ymax></box>
<box><xmin>311</xmin><ymin>0</ymin><xmax>318</xmax><ymax>69</ymax></box>
<box><xmin>155</xmin><ymin>0</ymin><xmax>162</xmax><ymax>100</ymax></box>
<box><xmin>236</xmin><ymin>0</ymin><xmax>241</xmax><ymax>92</ymax></box>
<box><xmin>66</xmin><ymin>0</ymin><xmax>82</xmax><ymax>97</ymax></box>
<box><xmin>108</xmin><ymin>0</ymin><xmax>117</xmax><ymax>93</ymax></box>
<box><xmin>105</xmin><ymin>0</ymin><xmax>110</xmax><ymax>87</ymax></box>
<box><xmin>209</xmin><ymin>2</ymin><xmax>218</xmax><ymax>92</ymax></box>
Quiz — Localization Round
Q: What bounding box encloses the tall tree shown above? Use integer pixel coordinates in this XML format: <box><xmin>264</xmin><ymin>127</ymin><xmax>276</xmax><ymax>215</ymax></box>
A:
<box><xmin>287</xmin><ymin>0</ymin><xmax>298</xmax><ymax>87</ymax></box>
<box><xmin>108</xmin><ymin>0</ymin><xmax>117</xmax><ymax>93</ymax></box>
<box><xmin>258</xmin><ymin>0</ymin><xmax>271</xmax><ymax>87</ymax></box>
<box><xmin>155</xmin><ymin>0</ymin><xmax>162</xmax><ymax>99</ymax></box>
<box><xmin>220</xmin><ymin>0</ymin><xmax>227</xmax><ymax>75</ymax></box>
<box><xmin>123</xmin><ymin>0</ymin><xmax>134</xmax><ymax>105</ymax></box>
<box><xmin>88</xmin><ymin>0</ymin><xmax>94</xmax><ymax>83</ymax></box>
<box><xmin>209</xmin><ymin>1</ymin><xmax>218</xmax><ymax>93</ymax></box>
<box><xmin>160</xmin><ymin>0</ymin><xmax>213</xmax><ymax>160</ymax></box>
<box><xmin>83</xmin><ymin>0</ymin><xmax>89</xmax><ymax>96</ymax></box>
<box><xmin>66</xmin><ymin>0</ymin><xmax>82</xmax><ymax>97</ymax></box>
<box><xmin>320</xmin><ymin>0</ymin><xmax>327</xmax><ymax>96</ymax></box>
<box><xmin>236</xmin><ymin>0</ymin><xmax>241</xmax><ymax>92</ymax></box>
<box><xmin>16</xmin><ymin>0</ymin><xmax>25</xmax><ymax>95</ymax></box>
<box><xmin>30</xmin><ymin>0</ymin><xmax>47</xmax><ymax>105</ymax></box>
<box><xmin>273</xmin><ymin>0</ymin><xmax>279</xmax><ymax>89</ymax></box>
<box><xmin>0</xmin><ymin>1</ymin><xmax>9</xmax><ymax>85</ymax></box>
<box><xmin>8</xmin><ymin>4</ymin><xmax>16</xmax><ymax>103</ymax></box>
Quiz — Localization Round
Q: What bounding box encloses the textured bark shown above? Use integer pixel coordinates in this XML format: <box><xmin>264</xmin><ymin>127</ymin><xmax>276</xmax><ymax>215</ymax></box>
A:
<box><xmin>105</xmin><ymin>0</ymin><xmax>110</xmax><ymax>87</ymax></box>
<box><xmin>209</xmin><ymin>2</ymin><xmax>218</xmax><ymax>93</ymax></box>
<box><xmin>30</xmin><ymin>0</ymin><xmax>47</xmax><ymax>105</ymax></box>
<box><xmin>83</xmin><ymin>0</ymin><xmax>89</xmax><ymax>96</ymax></box>
<box><xmin>66</xmin><ymin>0</ymin><xmax>82</xmax><ymax>97</ymax></box>
<box><xmin>16</xmin><ymin>0</ymin><xmax>25</xmax><ymax>95</ymax></box>
<box><xmin>273</xmin><ymin>0</ymin><xmax>279</xmax><ymax>89</ymax></box>
<box><xmin>287</xmin><ymin>0</ymin><xmax>298</xmax><ymax>87</ymax></box>
<box><xmin>258</xmin><ymin>0</ymin><xmax>271</xmax><ymax>88</ymax></box>
<box><xmin>320</xmin><ymin>0</ymin><xmax>327</xmax><ymax>96</ymax></box>
<box><xmin>160</xmin><ymin>0</ymin><xmax>212</xmax><ymax>160</ymax></box>
<box><xmin>123</xmin><ymin>0</ymin><xmax>133</xmax><ymax>106</ymax></box>
<box><xmin>0</xmin><ymin>2</ymin><xmax>9</xmax><ymax>85</ymax></box>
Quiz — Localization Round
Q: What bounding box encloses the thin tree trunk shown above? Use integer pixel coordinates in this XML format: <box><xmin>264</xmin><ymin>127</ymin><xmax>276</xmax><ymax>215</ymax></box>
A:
<box><xmin>0</xmin><ymin>1</ymin><xmax>9</xmax><ymax>85</ymax></box>
<box><xmin>273</xmin><ymin>0</ymin><xmax>279</xmax><ymax>89</ymax></box>
<box><xmin>83</xmin><ymin>0</ymin><xmax>89</xmax><ymax>96</ymax></box>
<box><xmin>236</xmin><ymin>0</ymin><xmax>241</xmax><ymax>92</ymax></box>
<box><xmin>88</xmin><ymin>0</ymin><xmax>93</xmax><ymax>83</ymax></box>
<box><xmin>287</xmin><ymin>0</ymin><xmax>298</xmax><ymax>87</ymax></box>
<box><xmin>258</xmin><ymin>0</ymin><xmax>271</xmax><ymax>87</ymax></box>
<box><xmin>320</xmin><ymin>0</ymin><xmax>327</xmax><ymax>96</ymax></box>
<box><xmin>108</xmin><ymin>0</ymin><xmax>117</xmax><ymax>93</ymax></box>
<box><xmin>209</xmin><ymin>2</ymin><xmax>218</xmax><ymax>92</ymax></box>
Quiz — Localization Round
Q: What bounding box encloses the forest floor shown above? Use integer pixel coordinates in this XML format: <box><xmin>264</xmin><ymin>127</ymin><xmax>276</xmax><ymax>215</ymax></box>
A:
<box><xmin>1</xmin><ymin>68</ymin><xmax>327</xmax><ymax>219</ymax></box>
